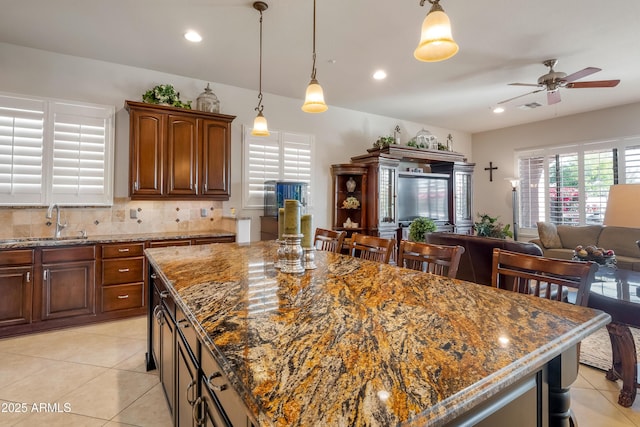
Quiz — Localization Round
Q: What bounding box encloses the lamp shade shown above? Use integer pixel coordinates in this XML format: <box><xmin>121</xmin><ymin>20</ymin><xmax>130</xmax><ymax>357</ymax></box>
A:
<box><xmin>251</xmin><ymin>111</ymin><xmax>270</xmax><ymax>136</ymax></box>
<box><xmin>414</xmin><ymin>9</ymin><xmax>459</xmax><ymax>62</ymax></box>
<box><xmin>603</xmin><ymin>184</ymin><xmax>640</xmax><ymax>227</ymax></box>
<box><xmin>301</xmin><ymin>79</ymin><xmax>328</xmax><ymax>113</ymax></box>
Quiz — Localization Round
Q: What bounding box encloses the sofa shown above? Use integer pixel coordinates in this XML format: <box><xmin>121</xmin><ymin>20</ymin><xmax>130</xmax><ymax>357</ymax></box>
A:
<box><xmin>530</xmin><ymin>222</ymin><xmax>640</xmax><ymax>271</ymax></box>
<box><xmin>425</xmin><ymin>232</ymin><xmax>543</xmax><ymax>286</ymax></box>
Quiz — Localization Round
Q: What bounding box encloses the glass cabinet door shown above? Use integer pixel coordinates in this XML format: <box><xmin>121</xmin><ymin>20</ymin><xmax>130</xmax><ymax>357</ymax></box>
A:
<box><xmin>455</xmin><ymin>171</ymin><xmax>472</xmax><ymax>222</ymax></box>
<box><xmin>378</xmin><ymin>164</ymin><xmax>397</xmax><ymax>226</ymax></box>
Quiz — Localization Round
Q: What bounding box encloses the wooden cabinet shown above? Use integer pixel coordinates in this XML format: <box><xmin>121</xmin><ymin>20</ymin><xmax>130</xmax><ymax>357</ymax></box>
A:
<box><xmin>41</xmin><ymin>245</ymin><xmax>96</xmax><ymax>321</ymax></box>
<box><xmin>331</xmin><ymin>164</ymin><xmax>368</xmax><ymax>239</ymax></box>
<box><xmin>431</xmin><ymin>161</ymin><xmax>475</xmax><ymax>234</ymax></box>
<box><xmin>100</xmin><ymin>242</ymin><xmax>145</xmax><ymax>314</ymax></box>
<box><xmin>0</xmin><ymin>249</ymin><xmax>34</xmax><ymax>327</ymax></box>
<box><xmin>126</xmin><ymin>101</ymin><xmax>235</xmax><ymax>201</ymax></box>
<box><xmin>151</xmin><ymin>271</ymin><xmax>176</xmax><ymax>417</ymax></box>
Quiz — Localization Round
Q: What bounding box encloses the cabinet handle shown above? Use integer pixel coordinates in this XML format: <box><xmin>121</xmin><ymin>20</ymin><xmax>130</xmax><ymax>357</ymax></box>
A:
<box><xmin>192</xmin><ymin>396</ymin><xmax>204</xmax><ymax>426</ymax></box>
<box><xmin>159</xmin><ymin>290</ymin><xmax>169</xmax><ymax>299</ymax></box>
<box><xmin>26</xmin><ymin>271</ymin><xmax>30</xmax><ymax>282</ymax></box>
<box><xmin>43</xmin><ymin>270</ymin><xmax>48</xmax><ymax>281</ymax></box>
<box><xmin>118</xmin><ymin>268</ymin><xmax>130</xmax><ymax>273</ymax></box>
<box><xmin>150</xmin><ymin>273</ymin><xmax>157</xmax><ymax>280</ymax></box>
<box><xmin>178</xmin><ymin>319</ymin><xmax>190</xmax><ymax>329</ymax></box>
<box><xmin>134</xmin><ymin>181</ymin><xmax>139</xmax><ymax>191</ymax></box>
<box><xmin>207</xmin><ymin>372</ymin><xmax>228</xmax><ymax>392</ymax></box>
<box><xmin>187</xmin><ymin>379</ymin><xmax>197</xmax><ymax>405</ymax></box>
<box><xmin>118</xmin><ymin>248</ymin><xmax>130</xmax><ymax>253</ymax></box>
<box><xmin>117</xmin><ymin>294</ymin><xmax>130</xmax><ymax>299</ymax></box>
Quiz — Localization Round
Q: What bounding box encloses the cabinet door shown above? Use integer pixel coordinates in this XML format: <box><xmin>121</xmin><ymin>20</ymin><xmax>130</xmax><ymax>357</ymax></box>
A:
<box><xmin>176</xmin><ymin>332</ymin><xmax>198</xmax><ymax>427</ymax></box>
<box><xmin>200</xmin><ymin>118</ymin><xmax>231</xmax><ymax>199</ymax></box>
<box><xmin>130</xmin><ymin>109</ymin><xmax>164</xmax><ymax>197</ymax></box>
<box><xmin>42</xmin><ymin>260</ymin><xmax>95</xmax><ymax>320</ymax></box>
<box><xmin>167</xmin><ymin>115</ymin><xmax>198</xmax><ymax>196</ymax></box>
<box><xmin>0</xmin><ymin>266</ymin><xmax>33</xmax><ymax>327</ymax></box>
<box><xmin>378</xmin><ymin>163</ymin><xmax>397</xmax><ymax>228</ymax></box>
<box><xmin>160</xmin><ymin>306</ymin><xmax>175</xmax><ymax>417</ymax></box>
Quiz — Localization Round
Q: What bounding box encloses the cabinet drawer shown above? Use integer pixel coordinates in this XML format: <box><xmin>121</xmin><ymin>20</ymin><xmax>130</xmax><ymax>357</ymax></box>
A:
<box><xmin>0</xmin><ymin>249</ymin><xmax>34</xmax><ymax>266</ymax></box>
<box><xmin>102</xmin><ymin>242</ymin><xmax>145</xmax><ymax>259</ymax></box>
<box><xmin>41</xmin><ymin>245</ymin><xmax>95</xmax><ymax>263</ymax></box>
<box><xmin>193</xmin><ymin>236</ymin><xmax>235</xmax><ymax>245</ymax></box>
<box><xmin>148</xmin><ymin>239</ymin><xmax>192</xmax><ymax>248</ymax></box>
<box><xmin>102</xmin><ymin>283</ymin><xmax>144</xmax><ymax>312</ymax></box>
<box><xmin>102</xmin><ymin>257</ymin><xmax>145</xmax><ymax>285</ymax></box>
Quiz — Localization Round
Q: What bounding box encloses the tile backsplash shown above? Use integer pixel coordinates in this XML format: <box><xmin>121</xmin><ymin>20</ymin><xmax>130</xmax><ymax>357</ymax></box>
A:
<box><xmin>0</xmin><ymin>198</ymin><xmax>235</xmax><ymax>240</ymax></box>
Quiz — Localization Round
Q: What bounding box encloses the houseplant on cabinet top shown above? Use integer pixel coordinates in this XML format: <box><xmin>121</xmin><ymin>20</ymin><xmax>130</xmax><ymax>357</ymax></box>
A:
<box><xmin>408</xmin><ymin>217</ymin><xmax>437</xmax><ymax>242</ymax></box>
<box><xmin>142</xmin><ymin>84</ymin><xmax>192</xmax><ymax>109</ymax></box>
<box><xmin>474</xmin><ymin>213</ymin><xmax>513</xmax><ymax>239</ymax></box>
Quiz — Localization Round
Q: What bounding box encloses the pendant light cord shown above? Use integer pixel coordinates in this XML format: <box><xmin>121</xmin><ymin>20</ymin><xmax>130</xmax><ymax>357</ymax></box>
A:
<box><xmin>256</xmin><ymin>10</ymin><xmax>265</xmax><ymax>113</ymax></box>
<box><xmin>310</xmin><ymin>0</ymin><xmax>317</xmax><ymax>80</ymax></box>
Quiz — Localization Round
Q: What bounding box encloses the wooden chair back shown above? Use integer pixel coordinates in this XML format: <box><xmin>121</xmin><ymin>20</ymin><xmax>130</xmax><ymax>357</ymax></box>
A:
<box><xmin>398</xmin><ymin>240</ymin><xmax>465</xmax><ymax>278</ymax></box>
<box><xmin>348</xmin><ymin>233</ymin><xmax>395</xmax><ymax>264</ymax></box>
<box><xmin>314</xmin><ymin>228</ymin><xmax>346</xmax><ymax>253</ymax></box>
<box><xmin>491</xmin><ymin>248</ymin><xmax>598</xmax><ymax>307</ymax></box>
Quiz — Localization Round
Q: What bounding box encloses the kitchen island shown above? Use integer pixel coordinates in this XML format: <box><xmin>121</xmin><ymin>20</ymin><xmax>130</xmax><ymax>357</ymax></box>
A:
<box><xmin>145</xmin><ymin>241</ymin><xmax>610</xmax><ymax>427</ymax></box>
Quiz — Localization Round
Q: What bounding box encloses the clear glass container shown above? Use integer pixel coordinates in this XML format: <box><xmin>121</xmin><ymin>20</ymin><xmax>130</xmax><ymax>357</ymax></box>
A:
<box><xmin>415</xmin><ymin>128</ymin><xmax>437</xmax><ymax>149</ymax></box>
<box><xmin>196</xmin><ymin>83</ymin><xmax>220</xmax><ymax>113</ymax></box>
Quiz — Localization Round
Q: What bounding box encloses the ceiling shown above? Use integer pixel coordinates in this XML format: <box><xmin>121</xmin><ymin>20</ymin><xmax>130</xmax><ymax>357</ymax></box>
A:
<box><xmin>1</xmin><ymin>0</ymin><xmax>640</xmax><ymax>134</ymax></box>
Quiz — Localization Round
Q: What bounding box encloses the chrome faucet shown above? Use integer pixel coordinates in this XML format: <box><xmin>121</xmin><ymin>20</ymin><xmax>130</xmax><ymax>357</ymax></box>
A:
<box><xmin>46</xmin><ymin>203</ymin><xmax>67</xmax><ymax>239</ymax></box>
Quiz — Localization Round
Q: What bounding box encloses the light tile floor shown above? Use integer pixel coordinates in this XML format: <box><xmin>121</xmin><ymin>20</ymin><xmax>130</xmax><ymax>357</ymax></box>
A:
<box><xmin>0</xmin><ymin>316</ymin><xmax>638</xmax><ymax>426</ymax></box>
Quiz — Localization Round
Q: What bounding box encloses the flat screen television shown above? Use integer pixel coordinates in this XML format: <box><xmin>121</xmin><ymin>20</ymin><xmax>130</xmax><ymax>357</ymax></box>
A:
<box><xmin>398</xmin><ymin>173</ymin><xmax>449</xmax><ymax>223</ymax></box>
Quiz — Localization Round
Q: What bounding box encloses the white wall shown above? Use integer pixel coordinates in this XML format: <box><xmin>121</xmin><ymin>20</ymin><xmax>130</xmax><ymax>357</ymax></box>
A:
<box><xmin>0</xmin><ymin>42</ymin><xmax>472</xmax><ymax>241</ymax></box>
<box><xmin>471</xmin><ymin>101</ymin><xmax>640</xmax><ymax>240</ymax></box>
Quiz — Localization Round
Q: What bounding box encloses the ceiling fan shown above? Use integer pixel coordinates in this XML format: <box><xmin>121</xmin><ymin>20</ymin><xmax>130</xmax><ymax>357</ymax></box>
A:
<box><xmin>498</xmin><ymin>59</ymin><xmax>620</xmax><ymax>106</ymax></box>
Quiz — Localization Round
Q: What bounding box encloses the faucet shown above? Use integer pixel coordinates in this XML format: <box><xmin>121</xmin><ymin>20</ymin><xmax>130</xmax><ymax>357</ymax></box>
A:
<box><xmin>46</xmin><ymin>203</ymin><xmax>67</xmax><ymax>239</ymax></box>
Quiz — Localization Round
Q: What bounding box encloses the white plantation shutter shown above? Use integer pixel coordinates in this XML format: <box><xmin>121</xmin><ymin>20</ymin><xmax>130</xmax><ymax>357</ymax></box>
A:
<box><xmin>517</xmin><ymin>155</ymin><xmax>545</xmax><ymax>228</ymax></box>
<box><xmin>243</xmin><ymin>126</ymin><xmax>314</xmax><ymax>209</ymax></box>
<box><xmin>625</xmin><ymin>144</ymin><xmax>640</xmax><ymax>183</ymax></box>
<box><xmin>583</xmin><ymin>148</ymin><xmax>615</xmax><ymax>224</ymax></box>
<box><xmin>0</xmin><ymin>93</ymin><xmax>114</xmax><ymax>206</ymax></box>
<box><xmin>0</xmin><ymin>95</ymin><xmax>45</xmax><ymax>205</ymax></box>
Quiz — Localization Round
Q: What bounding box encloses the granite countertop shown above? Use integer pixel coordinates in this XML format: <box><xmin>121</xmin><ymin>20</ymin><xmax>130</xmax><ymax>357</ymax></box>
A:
<box><xmin>0</xmin><ymin>230</ymin><xmax>235</xmax><ymax>249</ymax></box>
<box><xmin>145</xmin><ymin>241</ymin><xmax>610</xmax><ymax>427</ymax></box>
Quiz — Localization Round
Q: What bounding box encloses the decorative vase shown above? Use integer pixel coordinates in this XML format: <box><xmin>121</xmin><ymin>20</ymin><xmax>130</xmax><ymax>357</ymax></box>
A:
<box><xmin>346</xmin><ymin>177</ymin><xmax>356</xmax><ymax>192</ymax></box>
<box><xmin>196</xmin><ymin>83</ymin><xmax>220</xmax><ymax>113</ymax></box>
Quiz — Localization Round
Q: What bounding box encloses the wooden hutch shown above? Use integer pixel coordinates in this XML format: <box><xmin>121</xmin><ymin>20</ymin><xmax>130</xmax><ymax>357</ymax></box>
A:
<box><xmin>331</xmin><ymin>145</ymin><xmax>475</xmax><ymax>243</ymax></box>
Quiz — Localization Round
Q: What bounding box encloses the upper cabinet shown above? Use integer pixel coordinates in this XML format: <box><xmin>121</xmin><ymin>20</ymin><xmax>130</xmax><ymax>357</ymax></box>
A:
<box><xmin>125</xmin><ymin>101</ymin><xmax>235</xmax><ymax>200</ymax></box>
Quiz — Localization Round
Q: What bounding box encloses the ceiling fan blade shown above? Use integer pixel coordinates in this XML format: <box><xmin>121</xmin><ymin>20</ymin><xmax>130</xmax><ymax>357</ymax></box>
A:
<box><xmin>563</xmin><ymin>67</ymin><xmax>601</xmax><ymax>83</ymax></box>
<box><xmin>566</xmin><ymin>79</ymin><xmax>620</xmax><ymax>88</ymax></box>
<box><xmin>498</xmin><ymin>89</ymin><xmax>544</xmax><ymax>105</ymax></box>
<box><xmin>508</xmin><ymin>83</ymin><xmax>542</xmax><ymax>87</ymax></box>
<box><xmin>547</xmin><ymin>90</ymin><xmax>561</xmax><ymax>105</ymax></box>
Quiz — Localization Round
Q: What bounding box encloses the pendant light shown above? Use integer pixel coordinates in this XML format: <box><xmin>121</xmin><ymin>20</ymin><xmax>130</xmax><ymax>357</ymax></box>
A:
<box><xmin>414</xmin><ymin>0</ymin><xmax>459</xmax><ymax>62</ymax></box>
<box><xmin>251</xmin><ymin>1</ymin><xmax>270</xmax><ymax>136</ymax></box>
<box><xmin>301</xmin><ymin>0</ymin><xmax>328</xmax><ymax>113</ymax></box>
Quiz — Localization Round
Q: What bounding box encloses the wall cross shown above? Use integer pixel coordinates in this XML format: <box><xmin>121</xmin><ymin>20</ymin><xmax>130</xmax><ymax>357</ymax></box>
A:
<box><xmin>484</xmin><ymin>162</ymin><xmax>498</xmax><ymax>182</ymax></box>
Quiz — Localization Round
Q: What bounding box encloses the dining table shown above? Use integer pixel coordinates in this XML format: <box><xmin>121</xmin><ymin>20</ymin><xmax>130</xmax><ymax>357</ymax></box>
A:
<box><xmin>145</xmin><ymin>240</ymin><xmax>610</xmax><ymax>426</ymax></box>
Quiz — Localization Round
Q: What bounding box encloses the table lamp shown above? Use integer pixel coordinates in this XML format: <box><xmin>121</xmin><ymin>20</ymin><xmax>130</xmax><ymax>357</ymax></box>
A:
<box><xmin>603</xmin><ymin>184</ymin><xmax>640</xmax><ymax>227</ymax></box>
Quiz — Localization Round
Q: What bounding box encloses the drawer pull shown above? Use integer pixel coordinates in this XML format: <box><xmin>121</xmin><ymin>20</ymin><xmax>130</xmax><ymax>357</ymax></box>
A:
<box><xmin>117</xmin><ymin>294</ymin><xmax>129</xmax><ymax>299</ymax></box>
<box><xmin>150</xmin><ymin>273</ymin><xmax>157</xmax><ymax>280</ymax></box>
<box><xmin>187</xmin><ymin>380</ymin><xmax>197</xmax><ymax>405</ymax></box>
<box><xmin>118</xmin><ymin>268</ymin><xmax>130</xmax><ymax>273</ymax></box>
<box><xmin>193</xmin><ymin>396</ymin><xmax>204</xmax><ymax>426</ymax></box>
<box><xmin>207</xmin><ymin>372</ymin><xmax>228</xmax><ymax>392</ymax></box>
<box><xmin>159</xmin><ymin>290</ymin><xmax>169</xmax><ymax>299</ymax></box>
<box><xmin>26</xmin><ymin>271</ymin><xmax>31</xmax><ymax>282</ymax></box>
<box><xmin>118</xmin><ymin>248</ymin><xmax>130</xmax><ymax>253</ymax></box>
<box><xmin>178</xmin><ymin>319</ymin><xmax>190</xmax><ymax>328</ymax></box>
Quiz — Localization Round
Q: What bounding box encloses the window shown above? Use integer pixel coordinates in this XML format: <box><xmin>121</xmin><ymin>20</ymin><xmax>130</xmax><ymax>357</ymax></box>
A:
<box><xmin>0</xmin><ymin>93</ymin><xmax>115</xmax><ymax>206</ymax></box>
<box><xmin>516</xmin><ymin>137</ymin><xmax>640</xmax><ymax>228</ymax></box>
<box><xmin>242</xmin><ymin>126</ymin><xmax>314</xmax><ymax>209</ymax></box>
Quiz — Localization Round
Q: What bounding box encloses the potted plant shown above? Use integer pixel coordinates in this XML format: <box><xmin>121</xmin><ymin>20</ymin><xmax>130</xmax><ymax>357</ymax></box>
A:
<box><xmin>474</xmin><ymin>213</ymin><xmax>513</xmax><ymax>239</ymax></box>
<box><xmin>142</xmin><ymin>84</ymin><xmax>192</xmax><ymax>109</ymax></box>
<box><xmin>408</xmin><ymin>217</ymin><xmax>437</xmax><ymax>242</ymax></box>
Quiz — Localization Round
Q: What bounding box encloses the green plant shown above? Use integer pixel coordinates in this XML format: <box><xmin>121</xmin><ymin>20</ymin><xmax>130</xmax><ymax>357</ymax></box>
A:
<box><xmin>142</xmin><ymin>84</ymin><xmax>191</xmax><ymax>109</ymax></box>
<box><xmin>408</xmin><ymin>217</ymin><xmax>437</xmax><ymax>242</ymax></box>
<box><xmin>474</xmin><ymin>213</ymin><xmax>513</xmax><ymax>239</ymax></box>
<box><xmin>373</xmin><ymin>135</ymin><xmax>396</xmax><ymax>149</ymax></box>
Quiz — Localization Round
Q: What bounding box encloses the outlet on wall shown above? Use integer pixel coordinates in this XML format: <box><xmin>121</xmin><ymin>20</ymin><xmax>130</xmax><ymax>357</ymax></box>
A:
<box><xmin>200</xmin><ymin>208</ymin><xmax>208</xmax><ymax>218</ymax></box>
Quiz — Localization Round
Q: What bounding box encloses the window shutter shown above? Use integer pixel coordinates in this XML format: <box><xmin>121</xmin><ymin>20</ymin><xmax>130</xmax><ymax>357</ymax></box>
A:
<box><xmin>518</xmin><ymin>155</ymin><xmax>545</xmax><ymax>228</ymax></box>
<box><xmin>548</xmin><ymin>153</ymin><xmax>579</xmax><ymax>225</ymax></box>
<box><xmin>583</xmin><ymin>148</ymin><xmax>615</xmax><ymax>224</ymax></box>
<box><xmin>625</xmin><ymin>144</ymin><xmax>640</xmax><ymax>183</ymax></box>
<box><xmin>282</xmin><ymin>132</ymin><xmax>313</xmax><ymax>206</ymax></box>
<box><xmin>0</xmin><ymin>95</ymin><xmax>45</xmax><ymax>205</ymax></box>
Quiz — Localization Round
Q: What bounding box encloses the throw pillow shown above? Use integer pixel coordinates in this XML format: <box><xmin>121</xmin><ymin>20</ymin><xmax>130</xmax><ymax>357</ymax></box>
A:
<box><xmin>537</xmin><ymin>222</ymin><xmax>562</xmax><ymax>248</ymax></box>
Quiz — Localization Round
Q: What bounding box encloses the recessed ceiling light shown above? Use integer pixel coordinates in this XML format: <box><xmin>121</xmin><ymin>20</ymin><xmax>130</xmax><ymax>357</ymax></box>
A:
<box><xmin>493</xmin><ymin>106</ymin><xmax>505</xmax><ymax>114</ymax></box>
<box><xmin>373</xmin><ymin>70</ymin><xmax>387</xmax><ymax>80</ymax></box>
<box><xmin>184</xmin><ymin>31</ymin><xmax>202</xmax><ymax>42</ymax></box>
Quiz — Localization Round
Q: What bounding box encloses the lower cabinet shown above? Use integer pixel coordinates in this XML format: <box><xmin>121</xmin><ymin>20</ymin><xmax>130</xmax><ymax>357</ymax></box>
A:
<box><xmin>149</xmin><ymin>267</ymin><xmax>253</xmax><ymax>427</ymax></box>
<box><xmin>41</xmin><ymin>246</ymin><xmax>96</xmax><ymax>320</ymax></box>
<box><xmin>0</xmin><ymin>249</ymin><xmax>34</xmax><ymax>327</ymax></box>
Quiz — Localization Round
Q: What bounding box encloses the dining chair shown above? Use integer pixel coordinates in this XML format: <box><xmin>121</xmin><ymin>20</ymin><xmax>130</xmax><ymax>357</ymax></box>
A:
<box><xmin>491</xmin><ymin>248</ymin><xmax>598</xmax><ymax>307</ymax></box>
<box><xmin>398</xmin><ymin>240</ymin><xmax>465</xmax><ymax>278</ymax></box>
<box><xmin>314</xmin><ymin>228</ymin><xmax>346</xmax><ymax>253</ymax></box>
<box><xmin>348</xmin><ymin>233</ymin><xmax>395</xmax><ymax>264</ymax></box>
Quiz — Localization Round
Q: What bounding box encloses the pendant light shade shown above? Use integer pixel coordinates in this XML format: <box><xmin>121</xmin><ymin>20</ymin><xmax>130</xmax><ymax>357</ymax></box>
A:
<box><xmin>301</xmin><ymin>0</ymin><xmax>328</xmax><ymax>113</ymax></box>
<box><xmin>302</xmin><ymin>78</ymin><xmax>327</xmax><ymax>113</ymax></box>
<box><xmin>251</xmin><ymin>1</ymin><xmax>270</xmax><ymax>137</ymax></box>
<box><xmin>414</xmin><ymin>0</ymin><xmax>459</xmax><ymax>62</ymax></box>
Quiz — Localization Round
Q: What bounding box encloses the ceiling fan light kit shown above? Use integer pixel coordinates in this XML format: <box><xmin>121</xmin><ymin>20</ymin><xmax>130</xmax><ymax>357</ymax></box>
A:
<box><xmin>251</xmin><ymin>1</ymin><xmax>270</xmax><ymax>137</ymax></box>
<box><xmin>499</xmin><ymin>58</ymin><xmax>620</xmax><ymax>106</ymax></box>
<box><xmin>414</xmin><ymin>0</ymin><xmax>459</xmax><ymax>62</ymax></box>
<box><xmin>302</xmin><ymin>0</ymin><xmax>328</xmax><ymax>113</ymax></box>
